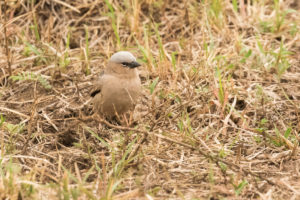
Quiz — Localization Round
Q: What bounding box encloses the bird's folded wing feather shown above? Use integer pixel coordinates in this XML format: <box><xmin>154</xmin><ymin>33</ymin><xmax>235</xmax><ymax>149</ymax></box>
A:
<box><xmin>90</xmin><ymin>71</ymin><xmax>104</xmax><ymax>97</ymax></box>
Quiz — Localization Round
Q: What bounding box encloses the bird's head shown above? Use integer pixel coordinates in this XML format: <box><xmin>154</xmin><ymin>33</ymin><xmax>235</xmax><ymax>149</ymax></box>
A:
<box><xmin>109</xmin><ymin>51</ymin><xmax>141</xmax><ymax>69</ymax></box>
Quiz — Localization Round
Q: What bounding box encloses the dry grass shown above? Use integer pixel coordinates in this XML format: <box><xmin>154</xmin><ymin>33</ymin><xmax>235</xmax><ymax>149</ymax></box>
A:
<box><xmin>0</xmin><ymin>0</ymin><xmax>300</xmax><ymax>199</ymax></box>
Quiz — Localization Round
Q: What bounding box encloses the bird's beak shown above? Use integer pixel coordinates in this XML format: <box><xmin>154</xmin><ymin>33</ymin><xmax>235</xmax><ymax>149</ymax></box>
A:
<box><xmin>129</xmin><ymin>61</ymin><xmax>141</xmax><ymax>68</ymax></box>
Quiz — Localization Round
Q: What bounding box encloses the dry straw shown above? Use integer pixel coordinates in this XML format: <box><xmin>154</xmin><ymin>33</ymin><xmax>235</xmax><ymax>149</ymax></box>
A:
<box><xmin>0</xmin><ymin>0</ymin><xmax>300</xmax><ymax>199</ymax></box>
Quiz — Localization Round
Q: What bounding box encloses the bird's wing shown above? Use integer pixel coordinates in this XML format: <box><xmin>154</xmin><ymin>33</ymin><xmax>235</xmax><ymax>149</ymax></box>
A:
<box><xmin>90</xmin><ymin>71</ymin><xmax>105</xmax><ymax>97</ymax></box>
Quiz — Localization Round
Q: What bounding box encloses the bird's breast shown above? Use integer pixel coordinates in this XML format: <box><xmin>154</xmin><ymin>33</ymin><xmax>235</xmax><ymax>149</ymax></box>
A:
<box><xmin>99</xmin><ymin>77</ymin><xmax>141</xmax><ymax>116</ymax></box>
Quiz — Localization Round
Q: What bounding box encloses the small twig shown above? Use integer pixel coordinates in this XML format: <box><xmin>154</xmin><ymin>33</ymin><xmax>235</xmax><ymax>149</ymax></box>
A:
<box><xmin>21</xmin><ymin>91</ymin><xmax>39</xmax><ymax>154</ymax></box>
<box><xmin>3</xmin><ymin>0</ymin><xmax>12</xmax><ymax>77</ymax></box>
<box><xmin>0</xmin><ymin>106</ymin><xmax>30</xmax><ymax>119</ymax></box>
<box><xmin>41</xmin><ymin>110</ymin><xmax>59</xmax><ymax>132</ymax></box>
<box><xmin>52</xmin><ymin>0</ymin><xmax>80</xmax><ymax>13</ymax></box>
<box><xmin>74</xmin><ymin>2</ymin><xmax>96</xmax><ymax>26</ymax></box>
<box><xmin>239</xmin><ymin>0</ymin><xmax>246</xmax><ymax>18</ymax></box>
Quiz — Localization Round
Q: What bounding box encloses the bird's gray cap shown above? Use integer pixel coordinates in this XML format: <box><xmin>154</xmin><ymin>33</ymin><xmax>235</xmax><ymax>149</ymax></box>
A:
<box><xmin>109</xmin><ymin>51</ymin><xmax>141</xmax><ymax>68</ymax></box>
<box><xmin>110</xmin><ymin>51</ymin><xmax>137</xmax><ymax>63</ymax></box>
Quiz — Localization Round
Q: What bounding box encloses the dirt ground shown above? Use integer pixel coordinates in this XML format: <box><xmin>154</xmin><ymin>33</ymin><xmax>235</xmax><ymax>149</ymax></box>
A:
<box><xmin>0</xmin><ymin>0</ymin><xmax>300</xmax><ymax>199</ymax></box>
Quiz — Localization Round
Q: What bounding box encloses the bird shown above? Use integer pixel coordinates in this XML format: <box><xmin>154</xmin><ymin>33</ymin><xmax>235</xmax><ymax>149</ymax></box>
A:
<box><xmin>90</xmin><ymin>51</ymin><xmax>142</xmax><ymax>121</ymax></box>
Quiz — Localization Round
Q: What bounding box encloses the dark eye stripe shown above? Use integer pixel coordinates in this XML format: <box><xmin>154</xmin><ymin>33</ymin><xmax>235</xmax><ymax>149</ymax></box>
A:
<box><xmin>121</xmin><ymin>61</ymin><xmax>141</xmax><ymax>68</ymax></box>
<box><xmin>121</xmin><ymin>62</ymin><xmax>131</xmax><ymax>66</ymax></box>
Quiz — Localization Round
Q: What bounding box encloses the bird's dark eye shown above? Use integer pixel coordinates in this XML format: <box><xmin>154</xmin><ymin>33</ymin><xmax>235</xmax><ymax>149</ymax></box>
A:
<box><xmin>122</xmin><ymin>62</ymin><xmax>130</xmax><ymax>66</ymax></box>
<box><xmin>121</xmin><ymin>61</ymin><xmax>141</xmax><ymax>68</ymax></box>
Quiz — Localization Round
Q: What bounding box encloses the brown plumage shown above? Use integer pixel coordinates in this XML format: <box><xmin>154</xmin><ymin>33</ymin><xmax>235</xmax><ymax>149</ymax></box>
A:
<box><xmin>91</xmin><ymin>51</ymin><xmax>141</xmax><ymax>118</ymax></box>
